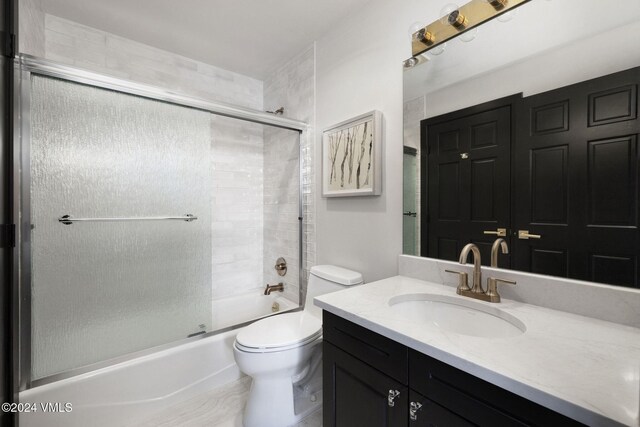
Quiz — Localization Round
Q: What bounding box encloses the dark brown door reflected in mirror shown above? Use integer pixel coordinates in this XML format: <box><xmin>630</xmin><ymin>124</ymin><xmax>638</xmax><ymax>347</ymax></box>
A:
<box><xmin>421</xmin><ymin>67</ymin><xmax>639</xmax><ymax>288</ymax></box>
<box><xmin>513</xmin><ymin>67</ymin><xmax>639</xmax><ymax>287</ymax></box>
<box><xmin>422</xmin><ymin>96</ymin><xmax>516</xmax><ymax>268</ymax></box>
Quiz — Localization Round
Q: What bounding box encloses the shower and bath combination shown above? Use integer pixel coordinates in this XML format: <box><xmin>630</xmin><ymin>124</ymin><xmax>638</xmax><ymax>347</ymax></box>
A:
<box><xmin>13</xmin><ymin>54</ymin><xmax>309</xmax><ymax>425</ymax></box>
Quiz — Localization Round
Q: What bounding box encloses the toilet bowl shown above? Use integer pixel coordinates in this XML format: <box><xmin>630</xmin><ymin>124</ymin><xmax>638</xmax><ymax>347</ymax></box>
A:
<box><xmin>233</xmin><ymin>265</ymin><xmax>363</xmax><ymax>427</ymax></box>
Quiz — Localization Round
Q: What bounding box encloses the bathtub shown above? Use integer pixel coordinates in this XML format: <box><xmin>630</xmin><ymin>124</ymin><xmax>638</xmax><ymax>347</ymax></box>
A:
<box><xmin>19</xmin><ymin>292</ymin><xmax>299</xmax><ymax>427</ymax></box>
<box><xmin>211</xmin><ymin>290</ymin><xmax>298</xmax><ymax>331</ymax></box>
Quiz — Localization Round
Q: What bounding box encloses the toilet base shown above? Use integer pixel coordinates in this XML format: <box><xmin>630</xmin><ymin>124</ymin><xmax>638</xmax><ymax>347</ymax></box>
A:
<box><xmin>242</xmin><ymin>375</ymin><xmax>322</xmax><ymax>427</ymax></box>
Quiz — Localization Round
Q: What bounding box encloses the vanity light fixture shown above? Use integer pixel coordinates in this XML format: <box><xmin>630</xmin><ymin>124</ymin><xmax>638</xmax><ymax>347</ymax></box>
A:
<box><xmin>410</xmin><ymin>0</ymin><xmax>531</xmax><ymax>57</ymax></box>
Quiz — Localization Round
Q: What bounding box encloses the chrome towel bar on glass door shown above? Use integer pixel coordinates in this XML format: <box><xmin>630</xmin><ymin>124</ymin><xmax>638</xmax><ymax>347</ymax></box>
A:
<box><xmin>58</xmin><ymin>214</ymin><xmax>198</xmax><ymax>225</ymax></box>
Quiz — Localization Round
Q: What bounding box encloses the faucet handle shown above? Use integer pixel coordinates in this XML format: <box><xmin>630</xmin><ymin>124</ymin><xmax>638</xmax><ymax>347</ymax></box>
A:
<box><xmin>445</xmin><ymin>269</ymin><xmax>471</xmax><ymax>292</ymax></box>
<box><xmin>486</xmin><ymin>277</ymin><xmax>516</xmax><ymax>302</ymax></box>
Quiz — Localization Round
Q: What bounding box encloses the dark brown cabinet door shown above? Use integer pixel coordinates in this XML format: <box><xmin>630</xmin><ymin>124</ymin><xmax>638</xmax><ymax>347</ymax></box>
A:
<box><xmin>323</xmin><ymin>341</ymin><xmax>408</xmax><ymax>427</ymax></box>
<box><xmin>422</xmin><ymin>96</ymin><xmax>517</xmax><ymax>265</ymax></box>
<box><xmin>514</xmin><ymin>67</ymin><xmax>639</xmax><ymax>287</ymax></box>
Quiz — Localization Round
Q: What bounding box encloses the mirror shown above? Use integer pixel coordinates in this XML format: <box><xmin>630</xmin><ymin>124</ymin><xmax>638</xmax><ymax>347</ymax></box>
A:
<box><xmin>403</xmin><ymin>0</ymin><xmax>640</xmax><ymax>288</ymax></box>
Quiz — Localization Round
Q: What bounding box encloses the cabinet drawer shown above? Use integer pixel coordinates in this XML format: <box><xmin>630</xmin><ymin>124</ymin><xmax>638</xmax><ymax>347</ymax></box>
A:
<box><xmin>323</xmin><ymin>311</ymin><xmax>408</xmax><ymax>384</ymax></box>
<box><xmin>410</xmin><ymin>350</ymin><xmax>585</xmax><ymax>426</ymax></box>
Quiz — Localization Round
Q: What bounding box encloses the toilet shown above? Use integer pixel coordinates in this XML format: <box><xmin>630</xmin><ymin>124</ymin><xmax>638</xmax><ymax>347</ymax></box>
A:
<box><xmin>233</xmin><ymin>265</ymin><xmax>363</xmax><ymax>427</ymax></box>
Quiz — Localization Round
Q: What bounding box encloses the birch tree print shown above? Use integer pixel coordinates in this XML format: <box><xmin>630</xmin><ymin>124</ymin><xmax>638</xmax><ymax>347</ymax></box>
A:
<box><xmin>347</xmin><ymin>127</ymin><xmax>356</xmax><ymax>185</ymax></box>
<box><xmin>326</xmin><ymin>117</ymin><xmax>375</xmax><ymax>193</ymax></box>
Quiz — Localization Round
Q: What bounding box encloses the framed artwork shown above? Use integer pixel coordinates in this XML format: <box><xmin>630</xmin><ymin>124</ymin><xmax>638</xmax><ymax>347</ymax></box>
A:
<box><xmin>322</xmin><ymin>110</ymin><xmax>382</xmax><ymax>197</ymax></box>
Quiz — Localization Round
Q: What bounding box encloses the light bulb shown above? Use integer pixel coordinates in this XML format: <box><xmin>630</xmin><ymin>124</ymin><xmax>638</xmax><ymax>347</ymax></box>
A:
<box><xmin>403</xmin><ymin>57</ymin><xmax>419</xmax><ymax>69</ymax></box>
<box><xmin>497</xmin><ymin>10</ymin><xmax>516</xmax><ymax>22</ymax></box>
<box><xmin>439</xmin><ymin>3</ymin><xmax>459</xmax><ymax>25</ymax></box>
<box><xmin>459</xmin><ymin>28</ymin><xmax>478</xmax><ymax>42</ymax></box>
<box><xmin>408</xmin><ymin>21</ymin><xmax>423</xmax><ymax>36</ymax></box>
<box><xmin>430</xmin><ymin>43</ymin><xmax>446</xmax><ymax>56</ymax></box>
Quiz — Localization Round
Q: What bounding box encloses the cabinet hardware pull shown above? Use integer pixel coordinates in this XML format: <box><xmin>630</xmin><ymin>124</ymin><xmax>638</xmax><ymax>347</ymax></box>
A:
<box><xmin>387</xmin><ymin>389</ymin><xmax>400</xmax><ymax>407</ymax></box>
<box><xmin>518</xmin><ymin>229</ymin><xmax>541</xmax><ymax>240</ymax></box>
<box><xmin>409</xmin><ymin>401</ymin><xmax>424</xmax><ymax>421</ymax></box>
<box><xmin>483</xmin><ymin>228</ymin><xmax>507</xmax><ymax>237</ymax></box>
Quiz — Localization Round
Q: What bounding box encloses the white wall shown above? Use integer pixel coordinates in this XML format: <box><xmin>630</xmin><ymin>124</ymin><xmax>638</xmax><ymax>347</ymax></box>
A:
<box><xmin>314</xmin><ymin>1</ymin><xmax>437</xmax><ymax>282</ymax></box>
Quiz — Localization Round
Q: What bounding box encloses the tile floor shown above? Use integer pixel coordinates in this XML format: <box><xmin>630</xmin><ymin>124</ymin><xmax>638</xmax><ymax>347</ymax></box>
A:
<box><xmin>134</xmin><ymin>376</ymin><xmax>322</xmax><ymax>427</ymax></box>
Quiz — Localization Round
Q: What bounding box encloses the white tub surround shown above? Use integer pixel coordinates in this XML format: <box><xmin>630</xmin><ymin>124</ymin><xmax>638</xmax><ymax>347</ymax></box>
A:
<box><xmin>315</xmin><ymin>273</ymin><xmax>640</xmax><ymax>426</ymax></box>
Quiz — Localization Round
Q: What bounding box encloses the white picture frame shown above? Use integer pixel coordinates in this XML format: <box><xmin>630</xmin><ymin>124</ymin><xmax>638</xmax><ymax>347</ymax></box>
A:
<box><xmin>322</xmin><ymin>110</ymin><xmax>382</xmax><ymax>197</ymax></box>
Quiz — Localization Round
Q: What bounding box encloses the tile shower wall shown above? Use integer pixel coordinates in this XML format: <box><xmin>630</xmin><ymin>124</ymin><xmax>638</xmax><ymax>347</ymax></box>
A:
<box><xmin>19</xmin><ymin>0</ymin><xmax>45</xmax><ymax>58</ymax></box>
<box><xmin>263</xmin><ymin>45</ymin><xmax>316</xmax><ymax>304</ymax></box>
<box><xmin>43</xmin><ymin>14</ymin><xmax>262</xmax><ymax>109</ymax></box>
<box><xmin>18</xmin><ymin>8</ymin><xmax>269</xmax><ymax>300</ymax></box>
<box><xmin>210</xmin><ymin>116</ymin><xmax>264</xmax><ymax>299</ymax></box>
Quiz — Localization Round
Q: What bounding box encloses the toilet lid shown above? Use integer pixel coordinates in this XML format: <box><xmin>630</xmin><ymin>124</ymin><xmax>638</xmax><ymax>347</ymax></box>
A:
<box><xmin>235</xmin><ymin>311</ymin><xmax>322</xmax><ymax>350</ymax></box>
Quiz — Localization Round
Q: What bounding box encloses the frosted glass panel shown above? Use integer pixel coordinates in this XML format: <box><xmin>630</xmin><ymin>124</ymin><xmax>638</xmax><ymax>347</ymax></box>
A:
<box><xmin>29</xmin><ymin>76</ymin><xmax>212</xmax><ymax>379</ymax></box>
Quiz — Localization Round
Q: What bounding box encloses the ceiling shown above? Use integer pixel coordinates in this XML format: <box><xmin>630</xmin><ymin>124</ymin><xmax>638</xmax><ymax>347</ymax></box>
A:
<box><xmin>40</xmin><ymin>0</ymin><xmax>371</xmax><ymax>80</ymax></box>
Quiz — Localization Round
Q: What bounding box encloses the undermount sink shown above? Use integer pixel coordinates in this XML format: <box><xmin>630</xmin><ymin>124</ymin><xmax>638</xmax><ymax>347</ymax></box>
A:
<box><xmin>388</xmin><ymin>293</ymin><xmax>526</xmax><ymax>338</ymax></box>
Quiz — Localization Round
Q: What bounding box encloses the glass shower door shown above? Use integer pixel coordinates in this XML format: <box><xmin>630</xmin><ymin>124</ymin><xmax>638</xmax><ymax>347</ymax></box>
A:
<box><xmin>403</xmin><ymin>150</ymin><xmax>418</xmax><ymax>255</ymax></box>
<box><xmin>28</xmin><ymin>75</ymin><xmax>212</xmax><ymax>380</ymax></box>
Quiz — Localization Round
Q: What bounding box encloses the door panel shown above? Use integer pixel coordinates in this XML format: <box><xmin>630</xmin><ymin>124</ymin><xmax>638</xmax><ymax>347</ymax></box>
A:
<box><xmin>587</xmin><ymin>136</ymin><xmax>636</xmax><ymax>226</ymax></box>
<box><xmin>530</xmin><ymin>145</ymin><xmax>568</xmax><ymax>224</ymax></box>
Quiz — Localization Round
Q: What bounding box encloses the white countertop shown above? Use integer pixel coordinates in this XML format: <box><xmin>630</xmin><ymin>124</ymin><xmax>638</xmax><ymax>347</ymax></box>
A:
<box><xmin>314</xmin><ymin>276</ymin><xmax>640</xmax><ymax>427</ymax></box>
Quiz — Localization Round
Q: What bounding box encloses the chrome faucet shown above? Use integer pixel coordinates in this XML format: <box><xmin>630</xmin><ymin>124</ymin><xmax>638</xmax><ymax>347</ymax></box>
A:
<box><xmin>445</xmin><ymin>241</ymin><xmax>516</xmax><ymax>303</ymax></box>
<box><xmin>264</xmin><ymin>282</ymin><xmax>284</xmax><ymax>295</ymax></box>
<box><xmin>490</xmin><ymin>238</ymin><xmax>509</xmax><ymax>268</ymax></box>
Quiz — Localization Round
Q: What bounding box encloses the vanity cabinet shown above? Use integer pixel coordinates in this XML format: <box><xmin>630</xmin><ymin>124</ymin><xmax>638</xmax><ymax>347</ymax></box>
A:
<box><xmin>323</xmin><ymin>311</ymin><xmax>584</xmax><ymax>427</ymax></box>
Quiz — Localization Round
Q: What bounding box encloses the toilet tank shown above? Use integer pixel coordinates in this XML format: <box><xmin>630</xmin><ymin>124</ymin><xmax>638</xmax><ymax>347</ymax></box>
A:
<box><xmin>304</xmin><ymin>265</ymin><xmax>363</xmax><ymax>318</ymax></box>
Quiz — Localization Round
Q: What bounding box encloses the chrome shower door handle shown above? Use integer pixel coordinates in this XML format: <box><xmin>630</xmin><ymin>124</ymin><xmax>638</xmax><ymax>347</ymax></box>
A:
<box><xmin>388</xmin><ymin>389</ymin><xmax>400</xmax><ymax>407</ymax></box>
<box><xmin>58</xmin><ymin>214</ymin><xmax>198</xmax><ymax>225</ymax></box>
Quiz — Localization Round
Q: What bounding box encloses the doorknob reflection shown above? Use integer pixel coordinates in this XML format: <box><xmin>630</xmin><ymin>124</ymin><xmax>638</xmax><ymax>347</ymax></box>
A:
<box><xmin>518</xmin><ymin>230</ymin><xmax>541</xmax><ymax>240</ymax></box>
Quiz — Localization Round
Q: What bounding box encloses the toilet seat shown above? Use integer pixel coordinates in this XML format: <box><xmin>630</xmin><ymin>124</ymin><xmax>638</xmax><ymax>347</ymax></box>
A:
<box><xmin>235</xmin><ymin>311</ymin><xmax>322</xmax><ymax>353</ymax></box>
